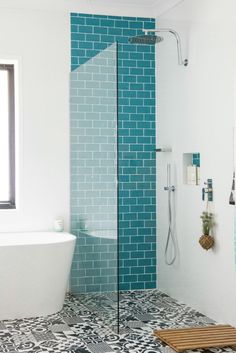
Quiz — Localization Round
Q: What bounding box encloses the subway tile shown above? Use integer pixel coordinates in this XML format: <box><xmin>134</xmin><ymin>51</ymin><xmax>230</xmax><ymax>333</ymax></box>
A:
<box><xmin>70</xmin><ymin>13</ymin><xmax>156</xmax><ymax>293</ymax></box>
<box><xmin>71</xmin><ymin>16</ymin><xmax>86</xmax><ymax>25</ymax></box>
<box><xmin>86</xmin><ymin>285</ymin><xmax>101</xmax><ymax>293</ymax></box>
<box><xmin>101</xmin><ymin>284</ymin><xmax>117</xmax><ymax>291</ymax></box>
<box><xmin>119</xmin><ymin>282</ymin><xmax>131</xmax><ymax>291</ymax></box>
<box><xmin>79</xmin><ymin>25</ymin><xmax>93</xmax><ymax>33</ymax></box>
<box><xmin>130</xmin><ymin>282</ymin><xmax>145</xmax><ymax>290</ymax></box>
<box><xmin>122</xmin><ymin>28</ymin><xmax>137</xmax><ymax>37</ymax></box>
<box><xmin>145</xmin><ymin>281</ymin><xmax>156</xmax><ymax>289</ymax></box>
<box><xmin>94</xmin><ymin>276</ymin><xmax>108</xmax><ymax>284</ymax></box>
<box><xmin>143</xmin><ymin>21</ymin><xmax>156</xmax><ymax>29</ymax></box>
<box><xmin>120</xmin><ymin>252</ymin><xmax>130</xmax><ymax>261</ymax></box>
<box><xmin>129</xmin><ymin>21</ymin><xmax>143</xmax><ymax>29</ymax></box>
<box><xmin>138</xmin><ymin>274</ymin><xmax>152</xmax><ymax>282</ymax></box>
<box><xmin>86</xmin><ymin>49</ymin><xmax>101</xmax><ymax>58</ymax></box>
<box><xmin>100</xmin><ymin>19</ymin><xmax>115</xmax><ymax>27</ymax></box>
<box><xmin>86</xmin><ymin>17</ymin><xmax>101</xmax><ymax>26</ymax></box>
<box><xmin>71</xmin><ymin>48</ymin><xmax>86</xmax><ymax>57</ymax></box>
<box><xmin>92</xmin><ymin>14</ymin><xmax>108</xmax><ymax>19</ymax></box>
<box><xmin>108</xmin><ymin>27</ymin><xmax>122</xmax><ymax>35</ymax></box>
<box><xmin>79</xmin><ymin>41</ymin><xmax>93</xmax><ymax>49</ymax></box>
<box><xmin>115</xmin><ymin>20</ymin><xmax>129</xmax><ymax>28</ymax></box>
<box><xmin>77</xmin><ymin>13</ymin><xmax>93</xmax><ymax>18</ymax></box>
<box><xmin>124</xmin><ymin>275</ymin><xmax>137</xmax><ymax>283</ymax></box>
<box><xmin>100</xmin><ymin>35</ymin><xmax>115</xmax><ymax>43</ymax></box>
<box><xmin>78</xmin><ymin>276</ymin><xmax>93</xmax><ymax>285</ymax></box>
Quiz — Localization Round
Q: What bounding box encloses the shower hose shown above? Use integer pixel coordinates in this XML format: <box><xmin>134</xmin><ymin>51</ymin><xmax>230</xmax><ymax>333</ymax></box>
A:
<box><xmin>165</xmin><ymin>164</ymin><xmax>177</xmax><ymax>265</ymax></box>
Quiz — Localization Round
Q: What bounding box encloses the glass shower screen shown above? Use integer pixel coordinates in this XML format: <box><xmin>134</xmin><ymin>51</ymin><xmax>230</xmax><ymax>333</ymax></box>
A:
<box><xmin>70</xmin><ymin>43</ymin><xmax>119</xmax><ymax>331</ymax></box>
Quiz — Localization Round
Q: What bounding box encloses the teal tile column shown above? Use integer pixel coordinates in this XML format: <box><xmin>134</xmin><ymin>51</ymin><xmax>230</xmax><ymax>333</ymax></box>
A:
<box><xmin>71</xmin><ymin>13</ymin><xmax>156</xmax><ymax>291</ymax></box>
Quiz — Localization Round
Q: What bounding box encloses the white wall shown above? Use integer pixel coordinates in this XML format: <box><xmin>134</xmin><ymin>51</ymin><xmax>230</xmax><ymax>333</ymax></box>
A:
<box><xmin>157</xmin><ymin>0</ymin><xmax>236</xmax><ymax>325</ymax></box>
<box><xmin>0</xmin><ymin>2</ymin><xmax>162</xmax><ymax>234</ymax></box>
<box><xmin>0</xmin><ymin>8</ymin><xmax>70</xmax><ymax>232</ymax></box>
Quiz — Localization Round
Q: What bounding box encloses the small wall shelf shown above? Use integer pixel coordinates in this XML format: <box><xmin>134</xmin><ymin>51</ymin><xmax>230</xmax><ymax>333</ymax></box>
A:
<box><xmin>183</xmin><ymin>153</ymin><xmax>200</xmax><ymax>185</ymax></box>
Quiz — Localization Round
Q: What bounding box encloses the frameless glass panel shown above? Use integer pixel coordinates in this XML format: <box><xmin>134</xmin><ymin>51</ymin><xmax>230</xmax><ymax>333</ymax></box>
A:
<box><xmin>70</xmin><ymin>43</ymin><xmax>118</xmax><ymax>332</ymax></box>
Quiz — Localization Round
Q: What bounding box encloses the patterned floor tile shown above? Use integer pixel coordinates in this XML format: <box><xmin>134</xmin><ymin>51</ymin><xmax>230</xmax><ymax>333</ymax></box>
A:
<box><xmin>50</xmin><ymin>324</ymin><xmax>72</xmax><ymax>332</ymax></box>
<box><xmin>134</xmin><ymin>313</ymin><xmax>156</xmax><ymax>322</ymax></box>
<box><xmin>0</xmin><ymin>290</ymin><xmax>234</xmax><ymax>353</ymax></box>
<box><xmin>32</xmin><ymin>332</ymin><xmax>55</xmax><ymax>342</ymax></box>
<box><xmin>87</xmin><ymin>342</ymin><xmax>115</xmax><ymax>353</ymax></box>
<box><xmin>63</xmin><ymin>317</ymin><xmax>84</xmax><ymax>325</ymax></box>
<box><xmin>124</xmin><ymin>320</ymin><xmax>146</xmax><ymax>329</ymax></box>
<box><xmin>0</xmin><ymin>322</ymin><xmax>7</xmax><ymax>330</ymax></box>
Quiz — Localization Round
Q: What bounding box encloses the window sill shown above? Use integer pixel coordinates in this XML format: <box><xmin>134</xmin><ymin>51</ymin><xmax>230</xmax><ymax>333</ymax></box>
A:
<box><xmin>0</xmin><ymin>203</ymin><xmax>16</xmax><ymax>210</ymax></box>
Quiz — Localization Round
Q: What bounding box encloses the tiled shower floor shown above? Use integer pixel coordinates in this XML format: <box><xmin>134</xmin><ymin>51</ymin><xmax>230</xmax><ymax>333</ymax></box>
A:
<box><xmin>0</xmin><ymin>290</ymin><xmax>234</xmax><ymax>353</ymax></box>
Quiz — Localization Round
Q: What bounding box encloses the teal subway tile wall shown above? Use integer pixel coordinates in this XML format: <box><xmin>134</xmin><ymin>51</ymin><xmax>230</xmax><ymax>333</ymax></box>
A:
<box><xmin>70</xmin><ymin>13</ymin><xmax>156</xmax><ymax>292</ymax></box>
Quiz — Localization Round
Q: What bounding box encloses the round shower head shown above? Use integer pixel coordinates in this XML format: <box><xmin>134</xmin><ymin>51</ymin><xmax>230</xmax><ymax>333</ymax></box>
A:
<box><xmin>128</xmin><ymin>35</ymin><xmax>163</xmax><ymax>45</ymax></box>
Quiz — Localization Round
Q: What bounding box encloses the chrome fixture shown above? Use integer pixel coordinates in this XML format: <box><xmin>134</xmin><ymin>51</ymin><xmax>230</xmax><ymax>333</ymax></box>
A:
<box><xmin>155</xmin><ymin>147</ymin><xmax>172</xmax><ymax>152</ymax></box>
<box><xmin>129</xmin><ymin>35</ymin><xmax>163</xmax><ymax>45</ymax></box>
<box><xmin>129</xmin><ymin>28</ymin><xmax>188</xmax><ymax>66</ymax></box>
<box><xmin>164</xmin><ymin>185</ymin><xmax>175</xmax><ymax>192</ymax></box>
<box><xmin>164</xmin><ymin>164</ymin><xmax>177</xmax><ymax>265</ymax></box>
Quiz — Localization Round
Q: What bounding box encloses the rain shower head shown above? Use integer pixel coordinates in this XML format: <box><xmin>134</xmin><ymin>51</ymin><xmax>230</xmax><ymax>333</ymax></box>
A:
<box><xmin>128</xmin><ymin>35</ymin><xmax>164</xmax><ymax>45</ymax></box>
<box><xmin>129</xmin><ymin>28</ymin><xmax>188</xmax><ymax>66</ymax></box>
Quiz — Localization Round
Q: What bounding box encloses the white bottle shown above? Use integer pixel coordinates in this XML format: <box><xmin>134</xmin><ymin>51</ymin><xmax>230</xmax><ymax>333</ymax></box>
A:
<box><xmin>54</xmin><ymin>219</ymin><xmax>64</xmax><ymax>232</ymax></box>
<box><xmin>196</xmin><ymin>167</ymin><xmax>200</xmax><ymax>185</ymax></box>
<box><xmin>187</xmin><ymin>165</ymin><xmax>197</xmax><ymax>185</ymax></box>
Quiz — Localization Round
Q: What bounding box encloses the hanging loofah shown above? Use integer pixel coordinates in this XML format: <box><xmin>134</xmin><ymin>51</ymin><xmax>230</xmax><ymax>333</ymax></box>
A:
<box><xmin>199</xmin><ymin>234</ymin><xmax>214</xmax><ymax>250</ymax></box>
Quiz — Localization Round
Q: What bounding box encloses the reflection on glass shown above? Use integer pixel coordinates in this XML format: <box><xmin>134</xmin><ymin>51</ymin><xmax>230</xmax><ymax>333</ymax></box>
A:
<box><xmin>70</xmin><ymin>43</ymin><xmax>118</xmax><ymax>331</ymax></box>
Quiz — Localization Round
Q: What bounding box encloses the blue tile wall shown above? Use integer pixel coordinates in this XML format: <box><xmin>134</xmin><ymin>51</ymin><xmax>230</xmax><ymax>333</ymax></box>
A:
<box><xmin>71</xmin><ymin>13</ymin><xmax>156</xmax><ymax>291</ymax></box>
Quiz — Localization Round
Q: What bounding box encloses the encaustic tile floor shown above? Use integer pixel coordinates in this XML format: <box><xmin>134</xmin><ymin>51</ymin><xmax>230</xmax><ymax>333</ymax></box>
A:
<box><xmin>0</xmin><ymin>290</ymin><xmax>235</xmax><ymax>353</ymax></box>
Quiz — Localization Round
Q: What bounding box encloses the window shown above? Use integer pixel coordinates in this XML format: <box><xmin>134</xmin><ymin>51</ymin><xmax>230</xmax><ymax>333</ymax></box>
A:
<box><xmin>0</xmin><ymin>64</ymin><xmax>15</xmax><ymax>209</ymax></box>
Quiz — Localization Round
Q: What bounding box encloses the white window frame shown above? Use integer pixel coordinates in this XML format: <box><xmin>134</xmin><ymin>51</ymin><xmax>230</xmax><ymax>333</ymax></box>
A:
<box><xmin>0</xmin><ymin>64</ymin><xmax>16</xmax><ymax>209</ymax></box>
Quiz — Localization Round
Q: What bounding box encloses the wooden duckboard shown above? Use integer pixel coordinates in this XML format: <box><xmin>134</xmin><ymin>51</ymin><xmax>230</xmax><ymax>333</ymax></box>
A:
<box><xmin>154</xmin><ymin>325</ymin><xmax>236</xmax><ymax>352</ymax></box>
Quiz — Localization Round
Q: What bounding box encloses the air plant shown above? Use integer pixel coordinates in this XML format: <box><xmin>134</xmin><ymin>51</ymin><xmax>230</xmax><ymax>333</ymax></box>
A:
<box><xmin>200</xmin><ymin>211</ymin><xmax>214</xmax><ymax>236</ymax></box>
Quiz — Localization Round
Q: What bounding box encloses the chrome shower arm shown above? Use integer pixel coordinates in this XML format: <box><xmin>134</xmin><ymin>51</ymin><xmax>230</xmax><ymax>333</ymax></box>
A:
<box><xmin>142</xmin><ymin>28</ymin><xmax>188</xmax><ymax>66</ymax></box>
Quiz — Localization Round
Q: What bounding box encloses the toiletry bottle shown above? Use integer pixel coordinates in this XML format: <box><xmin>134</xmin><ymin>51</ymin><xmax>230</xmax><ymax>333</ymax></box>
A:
<box><xmin>187</xmin><ymin>165</ymin><xmax>197</xmax><ymax>185</ymax></box>
<box><xmin>54</xmin><ymin>219</ymin><xmax>64</xmax><ymax>232</ymax></box>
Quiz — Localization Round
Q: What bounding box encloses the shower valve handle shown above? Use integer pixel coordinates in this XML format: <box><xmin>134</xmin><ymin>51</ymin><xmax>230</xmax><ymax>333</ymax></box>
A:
<box><xmin>202</xmin><ymin>179</ymin><xmax>213</xmax><ymax>201</ymax></box>
<box><xmin>164</xmin><ymin>186</ymin><xmax>175</xmax><ymax>192</ymax></box>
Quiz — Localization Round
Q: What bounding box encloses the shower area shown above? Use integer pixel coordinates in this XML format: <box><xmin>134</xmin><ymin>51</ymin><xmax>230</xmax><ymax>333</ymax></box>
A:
<box><xmin>70</xmin><ymin>13</ymin><xmax>157</xmax><ymax>332</ymax></box>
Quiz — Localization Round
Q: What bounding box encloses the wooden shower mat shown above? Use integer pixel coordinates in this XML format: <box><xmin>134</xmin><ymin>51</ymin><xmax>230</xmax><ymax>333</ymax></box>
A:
<box><xmin>154</xmin><ymin>325</ymin><xmax>236</xmax><ymax>352</ymax></box>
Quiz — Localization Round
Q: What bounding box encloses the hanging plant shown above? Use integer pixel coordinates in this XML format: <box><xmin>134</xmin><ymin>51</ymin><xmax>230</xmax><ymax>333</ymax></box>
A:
<box><xmin>199</xmin><ymin>211</ymin><xmax>214</xmax><ymax>250</ymax></box>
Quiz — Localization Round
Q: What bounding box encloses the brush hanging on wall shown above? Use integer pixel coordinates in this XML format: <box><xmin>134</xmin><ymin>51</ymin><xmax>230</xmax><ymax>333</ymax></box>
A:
<box><xmin>229</xmin><ymin>129</ymin><xmax>236</xmax><ymax>205</ymax></box>
<box><xmin>229</xmin><ymin>171</ymin><xmax>235</xmax><ymax>205</ymax></box>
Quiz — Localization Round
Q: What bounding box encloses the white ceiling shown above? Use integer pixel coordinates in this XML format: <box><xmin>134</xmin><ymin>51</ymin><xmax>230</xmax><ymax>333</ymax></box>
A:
<box><xmin>88</xmin><ymin>0</ymin><xmax>184</xmax><ymax>14</ymax></box>
<box><xmin>73</xmin><ymin>0</ymin><xmax>156</xmax><ymax>14</ymax></box>
<box><xmin>0</xmin><ymin>0</ymin><xmax>184</xmax><ymax>17</ymax></box>
<box><xmin>100</xmin><ymin>0</ymin><xmax>159</xmax><ymax>6</ymax></box>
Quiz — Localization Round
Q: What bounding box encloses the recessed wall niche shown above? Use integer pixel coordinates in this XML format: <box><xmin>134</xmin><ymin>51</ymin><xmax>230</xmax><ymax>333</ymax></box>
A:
<box><xmin>183</xmin><ymin>153</ymin><xmax>200</xmax><ymax>185</ymax></box>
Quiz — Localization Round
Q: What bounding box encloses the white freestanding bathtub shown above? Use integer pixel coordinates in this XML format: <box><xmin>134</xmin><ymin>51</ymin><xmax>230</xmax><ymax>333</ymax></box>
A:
<box><xmin>0</xmin><ymin>232</ymin><xmax>76</xmax><ymax>320</ymax></box>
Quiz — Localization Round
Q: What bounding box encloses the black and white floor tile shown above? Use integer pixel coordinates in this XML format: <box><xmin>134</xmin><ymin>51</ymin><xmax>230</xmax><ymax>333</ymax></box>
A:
<box><xmin>0</xmin><ymin>290</ymin><xmax>235</xmax><ymax>353</ymax></box>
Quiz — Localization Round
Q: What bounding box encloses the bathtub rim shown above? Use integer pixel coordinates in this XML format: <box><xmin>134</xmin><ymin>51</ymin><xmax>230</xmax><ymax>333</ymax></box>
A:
<box><xmin>0</xmin><ymin>231</ymin><xmax>76</xmax><ymax>247</ymax></box>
